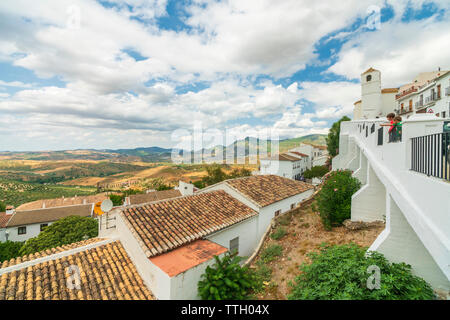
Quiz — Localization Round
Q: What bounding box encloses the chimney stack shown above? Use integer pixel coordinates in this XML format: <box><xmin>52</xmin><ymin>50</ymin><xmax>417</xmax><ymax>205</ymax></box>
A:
<box><xmin>5</xmin><ymin>206</ymin><xmax>15</xmax><ymax>215</ymax></box>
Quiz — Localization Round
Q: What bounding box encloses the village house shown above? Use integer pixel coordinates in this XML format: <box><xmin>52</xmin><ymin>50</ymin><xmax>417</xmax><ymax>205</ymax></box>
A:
<box><xmin>259</xmin><ymin>152</ymin><xmax>309</xmax><ymax>180</ymax></box>
<box><xmin>354</xmin><ymin>67</ymin><xmax>449</xmax><ymax>120</ymax></box>
<box><xmin>0</xmin><ymin>174</ymin><xmax>314</xmax><ymax>300</ymax></box>
<box><xmin>2</xmin><ymin>204</ymin><xmax>94</xmax><ymax>242</ymax></box>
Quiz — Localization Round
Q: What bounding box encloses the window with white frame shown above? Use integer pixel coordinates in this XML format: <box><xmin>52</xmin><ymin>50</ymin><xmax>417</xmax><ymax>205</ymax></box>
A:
<box><xmin>18</xmin><ymin>226</ymin><xmax>26</xmax><ymax>235</ymax></box>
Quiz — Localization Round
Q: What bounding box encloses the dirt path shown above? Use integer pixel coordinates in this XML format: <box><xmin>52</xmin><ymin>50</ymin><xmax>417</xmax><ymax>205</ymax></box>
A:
<box><xmin>251</xmin><ymin>201</ymin><xmax>384</xmax><ymax>300</ymax></box>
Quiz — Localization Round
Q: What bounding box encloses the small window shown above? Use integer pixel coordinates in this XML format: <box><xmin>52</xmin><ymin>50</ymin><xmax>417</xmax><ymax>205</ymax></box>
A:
<box><xmin>230</xmin><ymin>237</ymin><xmax>239</xmax><ymax>255</ymax></box>
<box><xmin>275</xmin><ymin>210</ymin><xmax>281</xmax><ymax>217</ymax></box>
<box><xmin>18</xmin><ymin>226</ymin><xmax>26</xmax><ymax>235</ymax></box>
<box><xmin>291</xmin><ymin>203</ymin><xmax>295</xmax><ymax>210</ymax></box>
<box><xmin>442</xmin><ymin>111</ymin><xmax>446</xmax><ymax>118</ymax></box>
<box><xmin>40</xmin><ymin>223</ymin><xmax>48</xmax><ymax>231</ymax></box>
<box><xmin>366</xmin><ymin>75</ymin><xmax>372</xmax><ymax>82</ymax></box>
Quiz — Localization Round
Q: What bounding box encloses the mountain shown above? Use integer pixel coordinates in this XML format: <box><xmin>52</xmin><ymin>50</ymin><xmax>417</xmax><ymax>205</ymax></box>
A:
<box><xmin>0</xmin><ymin>134</ymin><xmax>327</xmax><ymax>162</ymax></box>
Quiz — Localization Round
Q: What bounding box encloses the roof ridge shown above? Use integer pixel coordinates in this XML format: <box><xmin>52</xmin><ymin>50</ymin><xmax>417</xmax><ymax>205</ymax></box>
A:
<box><xmin>0</xmin><ymin>237</ymin><xmax>117</xmax><ymax>275</ymax></box>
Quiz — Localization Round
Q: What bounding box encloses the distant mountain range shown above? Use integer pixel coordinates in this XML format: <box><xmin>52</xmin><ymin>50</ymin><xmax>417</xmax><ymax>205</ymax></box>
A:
<box><xmin>0</xmin><ymin>134</ymin><xmax>327</xmax><ymax>162</ymax></box>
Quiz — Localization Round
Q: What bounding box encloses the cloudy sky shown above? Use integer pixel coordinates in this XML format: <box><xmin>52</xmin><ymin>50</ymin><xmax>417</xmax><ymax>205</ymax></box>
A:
<box><xmin>0</xmin><ymin>0</ymin><xmax>449</xmax><ymax>151</ymax></box>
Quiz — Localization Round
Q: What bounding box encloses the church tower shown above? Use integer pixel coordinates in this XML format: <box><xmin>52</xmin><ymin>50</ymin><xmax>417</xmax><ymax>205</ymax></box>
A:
<box><xmin>361</xmin><ymin>67</ymin><xmax>382</xmax><ymax>118</ymax></box>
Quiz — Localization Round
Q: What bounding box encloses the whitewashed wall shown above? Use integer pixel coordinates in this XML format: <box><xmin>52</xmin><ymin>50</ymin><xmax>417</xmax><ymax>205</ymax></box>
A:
<box><xmin>5</xmin><ymin>221</ymin><xmax>54</xmax><ymax>242</ymax></box>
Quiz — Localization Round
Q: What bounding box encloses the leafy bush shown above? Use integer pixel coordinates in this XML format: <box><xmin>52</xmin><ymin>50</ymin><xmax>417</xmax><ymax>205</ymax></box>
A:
<box><xmin>260</xmin><ymin>244</ymin><xmax>283</xmax><ymax>263</ymax></box>
<box><xmin>0</xmin><ymin>201</ymin><xmax>5</xmax><ymax>212</ymax></box>
<box><xmin>317</xmin><ymin>170</ymin><xmax>361</xmax><ymax>230</ymax></box>
<box><xmin>109</xmin><ymin>194</ymin><xmax>125</xmax><ymax>206</ymax></box>
<box><xmin>303</xmin><ymin>165</ymin><xmax>329</xmax><ymax>179</ymax></box>
<box><xmin>0</xmin><ymin>241</ymin><xmax>24</xmax><ymax>262</ymax></box>
<box><xmin>288</xmin><ymin>243</ymin><xmax>436</xmax><ymax>300</ymax></box>
<box><xmin>19</xmin><ymin>216</ymin><xmax>98</xmax><ymax>256</ymax></box>
<box><xmin>270</xmin><ymin>227</ymin><xmax>287</xmax><ymax>240</ymax></box>
<box><xmin>198</xmin><ymin>253</ymin><xmax>259</xmax><ymax>300</ymax></box>
<box><xmin>252</xmin><ymin>260</ymin><xmax>272</xmax><ymax>293</ymax></box>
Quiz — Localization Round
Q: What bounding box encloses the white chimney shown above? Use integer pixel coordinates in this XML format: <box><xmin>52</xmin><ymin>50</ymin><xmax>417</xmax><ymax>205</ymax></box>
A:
<box><xmin>42</xmin><ymin>202</ymin><xmax>46</xmax><ymax>209</ymax></box>
<box><xmin>83</xmin><ymin>199</ymin><xmax>87</xmax><ymax>205</ymax></box>
<box><xmin>5</xmin><ymin>206</ymin><xmax>15</xmax><ymax>215</ymax></box>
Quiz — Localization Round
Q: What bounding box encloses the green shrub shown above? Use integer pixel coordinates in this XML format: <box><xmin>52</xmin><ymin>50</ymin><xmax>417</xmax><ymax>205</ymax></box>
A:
<box><xmin>19</xmin><ymin>216</ymin><xmax>98</xmax><ymax>256</ymax></box>
<box><xmin>303</xmin><ymin>165</ymin><xmax>329</xmax><ymax>179</ymax></box>
<box><xmin>0</xmin><ymin>201</ymin><xmax>5</xmax><ymax>212</ymax></box>
<box><xmin>288</xmin><ymin>243</ymin><xmax>435</xmax><ymax>300</ymax></box>
<box><xmin>252</xmin><ymin>260</ymin><xmax>272</xmax><ymax>293</ymax></box>
<box><xmin>0</xmin><ymin>241</ymin><xmax>24</xmax><ymax>262</ymax></box>
<box><xmin>260</xmin><ymin>244</ymin><xmax>283</xmax><ymax>263</ymax></box>
<box><xmin>270</xmin><ymin>227</ymin><xmax>287</xmax><ymax>240</ymax></box>
<box><xmin>109</xmin><ymin>194</ymin><xmax>125</xmax><ymax>206</ymax></box>
<box><xmin>198</xmin><ymin>253</ymin><xmax>259</xmax><ymax>300</ymax></box>
<box><xmin>317</xmin><ymin>170</ymin><xmax>361</xmax><ymax>230</ymax></box>
<box><xmin>278</xmin><ymin>214</ymin><xmax>291</xmax><ymax>226</ymax></box>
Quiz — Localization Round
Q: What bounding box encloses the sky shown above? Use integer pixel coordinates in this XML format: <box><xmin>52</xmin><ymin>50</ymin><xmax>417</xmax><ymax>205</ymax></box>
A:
<box><xmin>0</xmin><ymin>0</ymin><xmax>449</xmax><ymax>151</ymax></box>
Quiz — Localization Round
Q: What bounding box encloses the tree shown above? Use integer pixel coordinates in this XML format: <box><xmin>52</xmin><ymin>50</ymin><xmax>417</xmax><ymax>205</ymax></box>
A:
<box><xmin>326</xmin><ymin>116</ymin><xmax>351</xmax><ymax>157</ymax></box>
<box><xmin>0</xmin><ymin>241</ymin><xmax>24</xmax><ymax>262</ymax></box>
<box><xmin>317</xmin><ymin>170</ymin><xmax>361</xmax><ymax>230</ymax></box>
<box><xmin>288</xmin><ymin>243</ymin><xmax>435</xmax><ymax>300</ymax></box>
<box><xmin>109</xmin><ymin>194</ymin><xmax>125</xmax><ymax>206</ymax></box>
<box><xmin>19</xmin><ymin>216</ymin><xmax>98</xmax><ymax>256</ymax></box>
<box><xmin>0</xmin><ymin>201</ymin><xmax>5</xmax><ymax>212</ymax></box>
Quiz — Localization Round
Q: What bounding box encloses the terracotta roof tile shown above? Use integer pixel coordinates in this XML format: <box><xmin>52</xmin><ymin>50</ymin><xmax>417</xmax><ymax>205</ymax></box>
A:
<box><xmin>289</xmin><ymin>151</ymin><xmax>309</xmax><ymax>158</ymax></box>
<box><xmin>16</xmin><ymin>194</ymin><xmax>109</xmax><ymax>211</ymax></box>
<box><xmin>6</xmin><ymin>204</ymin><xmax>93</xmax><ymax>227</ymax></box>
<box><xmin>128</xmin><ymin>189</ymin><xmax>182</xmax><ymax>205</ymax></box>
<box><xmin>262</xmin><ymin>153</ymin><xmax>302</xmax><ymax>162</ymax></box>
<box><xmin>0</xmin><ymin>241</ymin><xmax>154</xmax><ymax>300</ymax></box>
<box><xmin>149</xmin><ymin>240</ymin><xmax>228</xmax><ymax>277</ymax></box>
<box><xmin>225</xmin><ymin>175</ymin><xmax>314</xmax><ymax>207</ymax></box>
<box><xmin>122</xmin><ymin>190</ymin><xmax>257</xmax><ymax>258</ymax></box>
<box><xmin>1</xmin><ymin>238</ymin><xmax>105</xmax><ymax>269</ymax></box>
<box><xmin>0</xmin><ymin>212</ymin><xmax>11</xmax><ymax>228</ymax></box>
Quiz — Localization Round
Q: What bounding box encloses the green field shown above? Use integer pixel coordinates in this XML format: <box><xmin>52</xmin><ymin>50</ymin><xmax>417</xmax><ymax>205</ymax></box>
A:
<box><xmin>0</xmin><ymin>179</ymin><xmax>97</xmax><ymax>208</ymax></box>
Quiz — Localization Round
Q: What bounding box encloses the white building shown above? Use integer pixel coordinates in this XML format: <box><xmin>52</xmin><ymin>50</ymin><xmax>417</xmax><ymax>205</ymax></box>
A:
<box><xmin>259</xmin><ymin>152</ymin><xmax>309</xmax><ymax>180</ymax></box>
<box><xmin>353</xmin><ymin>68</ymin><xmax>399</xmax><ymax>120</ymax></box>
<box><xmin>3</xmin><ymin>204</ymin><xmax>94</xmax><ymax>242</ymax></box>
<box><xmin>333</xmin><ymin>113</ymin><xmax>450</xmax><ymax>294</ymax></box>
<box><xmin>97</xmin><ymin>174</ymin><xmax>314</xmax><ymax>300</ymax></box>
<box><xmin>291</xmin><ymin>143</ymin><xmax>329</xmax><ymax>167</ymax></box>
<box><xmin>396</xmin><ymin>70</ymin><xmax>450</xmax><ymax>119</ymax></box>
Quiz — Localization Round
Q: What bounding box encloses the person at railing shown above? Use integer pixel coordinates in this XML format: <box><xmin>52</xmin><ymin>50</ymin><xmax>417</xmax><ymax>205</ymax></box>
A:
<box><xmin>392</xmin><ymin>116</ymin><xmax>403</xmax><ymax>142</ymax></box>
<box><xmin>380</xmin><ymin>113</ymin><xmax>395</xmax><ymax>142</ymax></box>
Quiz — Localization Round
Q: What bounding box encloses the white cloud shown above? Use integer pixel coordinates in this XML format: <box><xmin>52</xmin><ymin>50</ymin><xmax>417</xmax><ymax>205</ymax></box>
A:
<box><xmin>327</xmin><ymin>11</ymin><xmax>450</xmax><ymax>87</ymax></box>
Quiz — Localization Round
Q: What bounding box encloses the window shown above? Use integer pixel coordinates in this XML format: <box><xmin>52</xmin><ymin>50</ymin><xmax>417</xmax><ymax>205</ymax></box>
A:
<box><xmin>275</xmin><ymin>210</ymin><xmax>281</xmax><ymax>217</ymax></box>
<box><xmin>291</xmin><ymin>203</ymin><xmax>296</xmax><ymax>210</ymax></box>
<box><xmin>443</xmin><ymin>111</ymin><xmax>446</xmax><ymax>118</ymax></box>
<box><xmin>40</xmin><ymin>223</ymin><xmax>48</xmax><ymax>231</ymax></box>
<box><xmin>230</xmin><ymin>237</ymin><xmax>239</xmax><ymax>255</ymax></box>
<box><xmin>366</xmin><ymin>75</ymin><xmax>372</xmax><ymax>82</ymax></box>
<box><xmin>18</xmin><ymin>226</ymin><xmax>26</xmax><ymax>235</ymax></box>
<box><xmin>409</xmin><ymin>99</ymin><xmax>412</xmax><ymax>111</ymax></box>
<box><xmin>401</xmin><ymin>103</ymin><xmax>404</xmax><ymax>111</ymax></box>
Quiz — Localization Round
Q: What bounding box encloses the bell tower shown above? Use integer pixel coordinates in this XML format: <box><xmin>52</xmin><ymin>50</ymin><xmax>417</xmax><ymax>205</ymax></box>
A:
<box><xmin>361</xmin><ymin>67</ymin><xmax>382</xmax><ymax>118</ymax></box>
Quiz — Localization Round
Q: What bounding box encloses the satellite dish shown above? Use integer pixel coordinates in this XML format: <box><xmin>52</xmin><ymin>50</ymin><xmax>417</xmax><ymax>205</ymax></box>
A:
<box><xmin>101</xmin><ymin>199</ymin><xmax>113</xmax><ymax>213</ymax></box>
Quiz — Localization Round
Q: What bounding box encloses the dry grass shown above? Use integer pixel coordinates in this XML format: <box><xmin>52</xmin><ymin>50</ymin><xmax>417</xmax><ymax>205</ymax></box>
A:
<box><xmin>251</xmin><ymin>201</ymin><xmax>384</xmax><ymax>300</ymax></box>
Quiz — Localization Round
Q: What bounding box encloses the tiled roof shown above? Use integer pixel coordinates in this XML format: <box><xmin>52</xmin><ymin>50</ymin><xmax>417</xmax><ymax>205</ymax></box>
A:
<box><xmin>149</xmin><ymin>240</ymin><xmax>228</xmax><ymax>277</ymax></box>
<box><xmin>1</xmin><ymin>238</ymin><xmax>105</xmax><ymax>268</ymax></box>
<box><xmin>128</xmin><ymin>189</ymin><xmax>182</xmax><ymax>205</ymax></box>
<box><xmin>0</xmin><ymin>240</ymin><xmax>154</xmax><ymax>300</ymax></box>
<box><xmin>362</xmin><ymin>67</ymin><xmax>378</xmax><ymax>74</ymax></box>
<box><xmin>0</xmin><ymin>212</ymin><xmax>11</xmax><ymax>228</ymax></box>
<box><xmin>381</xmin><ymin>88</ymin><xmax>399</xmax><ymax>93</ymax></box>
<box><xmin>6</xmin><ymin>204</ymin><xmax>93</xmax><ymax>227</ymax></box>
<box><xmin>121</xmin><ymin>190</ymin><xmax>257</xmax><ymax>257</ymax></box>
<box><xmin>16</xmin><ymin>194</ymin><xmax>109</xmax><ymax>211</ymax></box>
<box><xmin>262</xmin><ymin>153</ymin><xmax>301</xmax><ymax>162</ymax></box>
<box><xmin>225</xmin><ymin>175</ymin><xmax>314</xmax><ymax>207</ymax></box>
<box><xmin>289</xmin><ymin>151</ymin><xmax>309</xmax><ymax>158</ymax></box>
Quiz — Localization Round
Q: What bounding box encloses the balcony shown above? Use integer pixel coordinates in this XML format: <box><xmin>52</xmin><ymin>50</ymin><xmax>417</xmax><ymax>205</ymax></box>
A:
<box><xmin>415</xmin><ymin>100</ymin><xmax>423</xmax><ymax>109</ymax></box>
<box><xmin>424</xmin><ymin>92</ymin><xmax>437</xmax><ymax>105</ymax></box>
<box><xmin>395</xmin><ymin>86</ymin><xmax>417</xmax><ymax>100</ymax></box>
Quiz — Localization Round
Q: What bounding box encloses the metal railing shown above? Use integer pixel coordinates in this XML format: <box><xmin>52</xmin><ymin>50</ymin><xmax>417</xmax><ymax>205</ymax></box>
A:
<box><xmin>424</xmin><ymin>92</ymin><xmax>437</xmax><ymax>105</ymax></box>
<box><xmin>411</xmin><ymin>132</ymin><xmax>450</xmax><ymax>181</ymax></box>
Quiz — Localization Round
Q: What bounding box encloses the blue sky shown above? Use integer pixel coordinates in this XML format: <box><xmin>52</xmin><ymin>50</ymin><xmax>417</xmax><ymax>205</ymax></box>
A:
<box><xmin>0</xmin><ymin>0</ymin><xmax>449</xmax><ymax>151</ymax></box>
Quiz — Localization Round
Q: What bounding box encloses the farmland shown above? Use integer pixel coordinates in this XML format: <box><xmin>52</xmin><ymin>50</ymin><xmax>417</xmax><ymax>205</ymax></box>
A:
<box><xmin>0</xmin><ymin>179</ymin><xmax>97</xmax><ymax>208</ymax></box>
